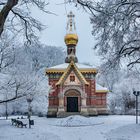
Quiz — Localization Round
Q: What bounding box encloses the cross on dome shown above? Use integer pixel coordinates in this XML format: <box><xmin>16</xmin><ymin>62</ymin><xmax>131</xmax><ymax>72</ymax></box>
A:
<box><xmin>67</xmin><ymin>11</ymin><xmax>76</xmax><ymax>33</ymax></box>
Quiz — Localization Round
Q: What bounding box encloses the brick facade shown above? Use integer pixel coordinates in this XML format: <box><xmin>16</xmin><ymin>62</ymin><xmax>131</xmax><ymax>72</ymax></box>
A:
<box><xmin>46</xmin><ymin>66</ymin><xmax>108</xmax><ymax>117</ymax></box>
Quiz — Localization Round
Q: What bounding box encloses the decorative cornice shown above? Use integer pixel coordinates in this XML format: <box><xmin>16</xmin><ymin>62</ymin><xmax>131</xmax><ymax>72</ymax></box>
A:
<box><xmin>46</xmin><ymin>69</ymin><xmax>64</xmax><ymax>74</ymax></box>
<box><xmin>46</xmin><ymin>68</ymin><xmax>97</xmax><ymax>74</ymax></box>
<box><xmin>80</xmin><ymin>69</ymin><xmax>97</xmax><ymax>73</ymax></box>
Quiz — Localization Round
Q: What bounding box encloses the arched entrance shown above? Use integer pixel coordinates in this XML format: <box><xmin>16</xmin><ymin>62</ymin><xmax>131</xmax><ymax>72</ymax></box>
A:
<box><xmin>64</xmin><ymin>89</ymin><xmax>81</xmax><ymax>112</ymax></box>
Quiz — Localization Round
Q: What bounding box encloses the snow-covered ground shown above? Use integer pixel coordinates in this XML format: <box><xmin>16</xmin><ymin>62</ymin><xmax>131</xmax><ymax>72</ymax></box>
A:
<box><xmin>0</xmin><ymin>115</ymin><xmax>140</xmax><ymax>140</ymax></box>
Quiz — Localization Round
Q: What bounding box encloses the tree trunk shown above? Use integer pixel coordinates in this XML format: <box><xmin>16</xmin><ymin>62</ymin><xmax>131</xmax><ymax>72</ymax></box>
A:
<box><xmin>0</xmin><ymin>0</ymin><xmax>18</xmax><ymax>36</ymax></box>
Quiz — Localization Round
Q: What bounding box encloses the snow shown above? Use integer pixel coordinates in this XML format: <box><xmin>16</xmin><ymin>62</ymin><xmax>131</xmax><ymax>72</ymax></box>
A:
<box><xmin>47</xmin><ymin>63</ymin><xmax>68</xmax><ymax>69</ymax></box>
<box><xmin>0</xmin><ymin>115</ymin><xmax>140</xmax><ymax>140</ymax></box>
<box><xmin>52</xmin><ymin>115</ymin><xmax>104</xmax><ymax>127</ymax></box>
<box><xmin>106</xmin><ymin>124</ymin><xmax>140</xmax><ymax>140</ymax></box>
<box><xmin>96</xmin><ymin>83</ymin><xmax>108</xmax><ymax>91</ymax></box>
<box><xmin>47</xmin><ymin>63</ymin><xmax>95</xmax><ymax>69</ymax></box>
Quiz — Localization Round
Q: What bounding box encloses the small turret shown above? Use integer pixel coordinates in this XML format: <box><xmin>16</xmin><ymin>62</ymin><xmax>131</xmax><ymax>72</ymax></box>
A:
<box><xmin>65</xmin><ymin>11</ymin><xmax>78</xmax><ymax>63</ymax></box>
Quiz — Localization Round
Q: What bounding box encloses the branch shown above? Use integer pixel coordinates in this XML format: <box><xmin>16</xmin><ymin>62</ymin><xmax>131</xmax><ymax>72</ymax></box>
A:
<box><xmin>127</xmin><ymin>58</ymin><xmax>140</xmax><ymax>67</ymax></box>
<box><xmin>0</xmin><ymin>0</ymin><xmax>19</xmax><ymax>36</ymax></box>
<box><xmin>0</xmin><ymin>94</ymin><xmax>26</xmax><ymax>104</ymax></box>
<box><xmin>119</xmin><ymin>40</ymin><xmax>140</xmax><ymax>54</ymax></box>
<box><xmin>11</xmin><ymin>9</ymin><xmax>31</xmax><ymax>44</ymax></box>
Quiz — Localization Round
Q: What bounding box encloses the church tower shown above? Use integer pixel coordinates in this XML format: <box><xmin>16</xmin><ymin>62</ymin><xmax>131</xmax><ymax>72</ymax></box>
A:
<box><xmin>65</xmin><ymin>11</ymin><xmax>78</xmax><ymax>63</ymax></box>
<box><xmin>46</xmin><ymin>11</ymin><xmax>108</xmax><ymax>117</ymax></box>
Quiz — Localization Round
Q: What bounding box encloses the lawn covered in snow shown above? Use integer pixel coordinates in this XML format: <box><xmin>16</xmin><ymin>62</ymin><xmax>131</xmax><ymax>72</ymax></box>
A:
<box><xmin>0</xmin><ymin>115</ymin><xmax>140</xmax><ymax>140</ymax></box>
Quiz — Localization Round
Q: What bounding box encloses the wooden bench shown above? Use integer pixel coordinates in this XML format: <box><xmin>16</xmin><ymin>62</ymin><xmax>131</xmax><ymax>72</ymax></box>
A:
<box><xmin>11</xmin><ymin>119</ymin><xmax>27</xmax><ymax>128</ymax></box>
<box><xmin>16</xmin><ymin>120</ymin><xmax>27</xmax><ymax>128</ymax></box>
<box><xmin>11</xmin><ymin>119</ymin><xmax>17</xmax><ymax>125</ymax></box>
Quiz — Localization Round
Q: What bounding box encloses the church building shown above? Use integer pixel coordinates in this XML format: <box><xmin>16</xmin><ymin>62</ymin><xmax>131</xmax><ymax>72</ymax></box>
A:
<box><xmin>46</xmin><ymin>12</ymin><xmax>108</xmax><ymax>117</ymax></box>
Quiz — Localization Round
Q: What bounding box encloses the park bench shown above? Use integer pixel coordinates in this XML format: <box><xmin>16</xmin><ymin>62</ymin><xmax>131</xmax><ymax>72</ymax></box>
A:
<box><xmin>11</xmin><ymin>119</ymin><xmax>27</xmax><ymax>128</ymax></box>
<box><xmin>11</xmin><ymin>119</ymin><xmax>17</xmax><ymax>125</ymax></box>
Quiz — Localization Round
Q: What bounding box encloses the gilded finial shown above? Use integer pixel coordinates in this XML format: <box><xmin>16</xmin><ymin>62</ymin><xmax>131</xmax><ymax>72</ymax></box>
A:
<box><xmin>65</xmin><ymin>11</ymin><xmax>78</xmax><ymax>46</ymax></box>
<box><xmin>67</xmin><ymin>11</ymin><xmax>76</xmax><ymax>33</ymax></box>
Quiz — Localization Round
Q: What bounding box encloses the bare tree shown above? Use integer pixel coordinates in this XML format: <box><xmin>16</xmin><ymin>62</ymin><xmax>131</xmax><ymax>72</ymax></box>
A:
<box><xmin>0</xmin><ymin>32</ymin><xmax>15</xmax><ymax>72</ymax></box>
<box><xmin>0</xmin><ymin>39</ymin><xmax>65</xmax><ymax>104</ymax></box>
<box><xmin>0</xmin><ymin>73</ymin><xmax>37</xmax><ymax>104</ymax></box>
<box><xmin>69</xmin><ymin>0</ymin><xmax>140</xmax><ymax>68</ymax></box>
<box><xmin>0</xmin><ymin>0</ymin><xmax>49</xmax><ymax>43</ymax></box>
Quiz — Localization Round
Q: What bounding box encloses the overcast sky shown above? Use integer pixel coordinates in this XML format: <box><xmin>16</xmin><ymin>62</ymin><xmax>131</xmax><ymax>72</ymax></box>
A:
<box><xmin>33</xmin><ymin>0</ymin><xmax>101</xmax><ymax>67</ymax></box>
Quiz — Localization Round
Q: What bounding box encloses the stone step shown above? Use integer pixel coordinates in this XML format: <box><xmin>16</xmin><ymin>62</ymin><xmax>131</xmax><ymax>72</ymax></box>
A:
<box><xmin>57</xmin><ymin>112</ymin><xmax>80</xmax><ymax>118</ymax></box>
<box><xmin>65</xmin><ymin>112</ymin><xmax>80</xmax><ymax>115</ymax></box>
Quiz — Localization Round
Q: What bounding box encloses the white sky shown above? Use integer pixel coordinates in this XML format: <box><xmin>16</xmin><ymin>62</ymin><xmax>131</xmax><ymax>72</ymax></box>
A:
<box><xmin>32</xmin><ymin>0</ymin><xmax>101</xmax><ymax>66</ymax></box>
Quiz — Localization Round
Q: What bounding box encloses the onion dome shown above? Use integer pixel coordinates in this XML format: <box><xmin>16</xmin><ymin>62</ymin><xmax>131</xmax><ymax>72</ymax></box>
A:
<box><xmin>64</xmin><ymin>11</ymin><xmax>78</xmax><ymax>46</ymax></box>
<box><xmin>64</xmin><ymin>33</ymin><xmax>78</xmax><ymax>46</ymax></box>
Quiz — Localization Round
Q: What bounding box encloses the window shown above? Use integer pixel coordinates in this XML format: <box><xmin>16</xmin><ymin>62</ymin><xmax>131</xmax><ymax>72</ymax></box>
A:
<box><xmin>84</xmin><ymin>74</ymin><xmax>91</xmax><ymax>79</ymax></box>
<box><xmin>70</xmin><ymin>75</ymin><xmax>75</xmax><ymax>82</ymax></box>
<box><xmin>49</xmin><ymin>74</ymin><xmax>53</xmax><ymax>79</ymax></box>
<box><xmin>56</xmin><ymin>74</ymin><xmax>59</xmax><ymax>79</ymax></box>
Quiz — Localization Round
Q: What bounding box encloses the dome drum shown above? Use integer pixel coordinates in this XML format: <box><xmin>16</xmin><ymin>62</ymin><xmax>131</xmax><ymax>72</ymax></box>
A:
<box><xmin>65</xmin><ymin>56</ymin><xmax>78</xmax><ymax>63</ymax></box>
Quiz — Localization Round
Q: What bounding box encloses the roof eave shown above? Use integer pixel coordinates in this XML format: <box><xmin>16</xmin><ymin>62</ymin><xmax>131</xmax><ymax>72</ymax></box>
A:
<box><xmin>46</xmin><ymin>68</ymin><xmax>98</xmax><ymax>74</ymax></box>
<box><xmin>96</xmin><ymin>90</ymin><xmax>108</xmax><ymax>93</ymax></box>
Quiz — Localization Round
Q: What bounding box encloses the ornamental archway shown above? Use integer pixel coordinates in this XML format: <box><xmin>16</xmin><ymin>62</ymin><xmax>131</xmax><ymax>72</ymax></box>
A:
<box><xmin>64</xmin><ymin>89</ymin><xmax>81</xmax><ymax>112</ymax></box>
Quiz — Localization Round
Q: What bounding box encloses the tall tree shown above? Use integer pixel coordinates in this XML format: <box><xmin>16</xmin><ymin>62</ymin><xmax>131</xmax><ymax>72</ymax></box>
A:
<box><xmin>0</xmin><ymin>36</ymin><xmax>65</xmax><ymax>104</ymax></box>
<box><xmin>0</xmin><ymin>0</ymin><xmax>49</xmax><ymax>43</ymax></box>
<box><xmin>0</xmin><ymin>32</ymin><xmax>15</xmax><ymax>72</ymax></box>
<box><xmin>69</xmin><ymin>0</ymin><xmax>140</xmax><ymax>68</ymax></box>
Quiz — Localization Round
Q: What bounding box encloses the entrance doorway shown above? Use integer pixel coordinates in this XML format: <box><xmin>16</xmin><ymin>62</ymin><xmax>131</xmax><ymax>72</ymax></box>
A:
<box><xmin>67</xmin><ymin>97</ymin><xmax>78</xmax><ymax>112</ymax></box>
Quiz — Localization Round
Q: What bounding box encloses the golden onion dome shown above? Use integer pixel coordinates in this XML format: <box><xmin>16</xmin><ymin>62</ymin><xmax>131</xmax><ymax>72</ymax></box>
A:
<box><xmin>64</xmin><ymin>33</ymin><xmax>78</xmax><ymax>46</ymax></box>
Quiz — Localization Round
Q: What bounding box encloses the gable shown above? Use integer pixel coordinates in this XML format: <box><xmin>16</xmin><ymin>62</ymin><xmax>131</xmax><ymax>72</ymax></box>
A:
<box><xmin>56</xmin><ymin>61</ymin><xmax>89</xmax><ymax>86</ymax></box>
<box><xmin>64</xmin><ymin>70</ymin><xmax>81</xmax><ymax>85</ymax></box>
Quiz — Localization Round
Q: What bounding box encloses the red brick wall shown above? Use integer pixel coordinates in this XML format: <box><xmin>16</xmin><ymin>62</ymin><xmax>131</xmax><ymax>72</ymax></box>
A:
<box><xmin>95</xmin><ymin>93</ymin><xmax>107</xmax><ymax>106</ymax></box>
<box><xmin>85</xmin><ymin>79</ymin><xmax>96</xmax><ymax>106</ymax></box>
<box><xmin>48</xmin><ymin>77</ymin><xmax>107</xmax><ymax>108</ymax></box>
<box><xmin>48</xmin><ymin>79</ymin><xmax>59</xmax><ymax>106</ymax></box>
<box><xmin>85</xmin><ymin>79</ymin><xmax>96</xmax><ymax>95</ymax></box>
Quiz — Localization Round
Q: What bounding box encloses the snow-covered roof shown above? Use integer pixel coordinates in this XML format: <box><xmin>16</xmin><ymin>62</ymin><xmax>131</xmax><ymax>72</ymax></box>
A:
<box><xmin>47</xmin><ymin>63</ymin><xmax>95</xmax><ymax>69</ymax></box>
<box><xmin>96</xmin><ymin>83</ymin><xmax>108</xmax><ymax>92</ymax></box>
